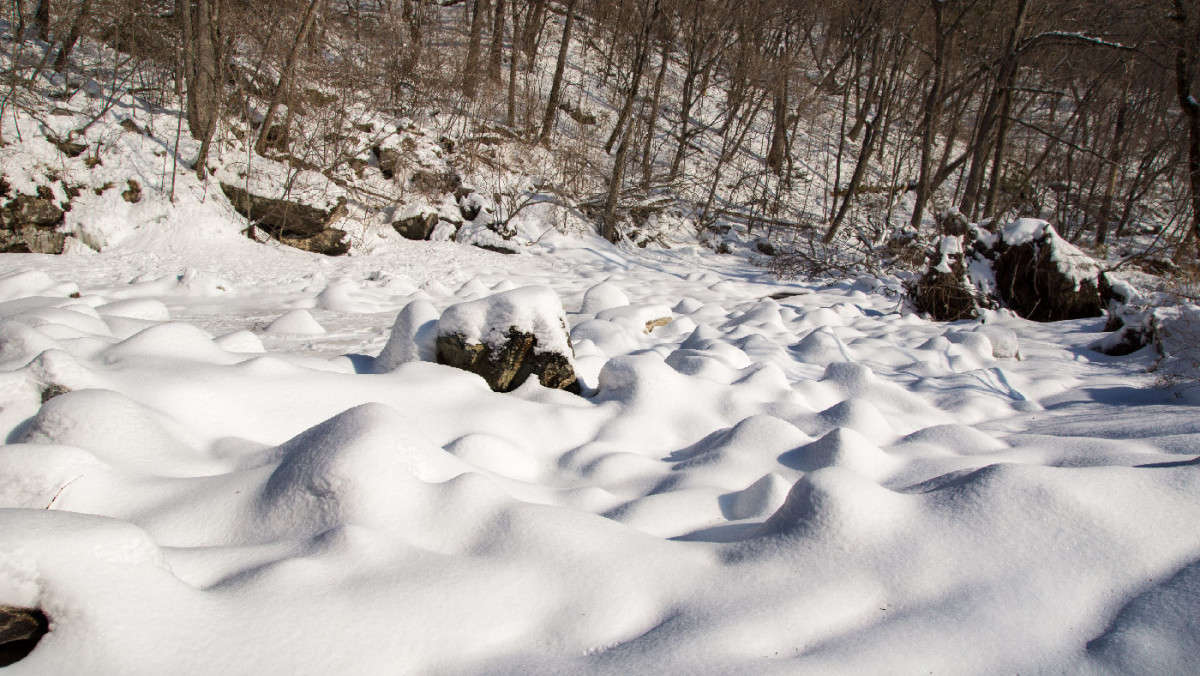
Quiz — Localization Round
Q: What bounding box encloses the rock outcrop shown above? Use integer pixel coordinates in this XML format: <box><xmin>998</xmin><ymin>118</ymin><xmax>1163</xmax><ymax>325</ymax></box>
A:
<box><xmin>0</xmin><ymin>605</ymin><xmax>49</xmax><ymax>667</ymax></box>
<box><xmin>1</xmin><ymin>190</ymin><xmax>67</xmax><ymax>254</ymax></box>
<box><xmin>220</xmin><ymin>184</ymin><xmax>348</xmax><ymax>256</ymax></box>
<box><xmin>436</xmin><ymin>287</ymin><xmax>579</xmax><ymax>393</ymax></box>
<box><xmin>991</xmin><ymin>219</ymin><xmax>1102</xmax><ymax>321</ymax></box>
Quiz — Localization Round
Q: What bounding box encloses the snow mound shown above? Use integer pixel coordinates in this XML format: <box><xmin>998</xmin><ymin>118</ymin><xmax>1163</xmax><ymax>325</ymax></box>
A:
<box><xmin>374</xmin><ymin>299</ymin><xmax>439</xmax><ymax>372</ymax></box>
<box><xmin>266</xmin><ymin>310</ymin><xmax>326</xmax><ymax>336</ymax></box>
<box><xmin>580</xmin><ymin>281</ymin><xmax>630</xmax><ymax>314</ymax></box>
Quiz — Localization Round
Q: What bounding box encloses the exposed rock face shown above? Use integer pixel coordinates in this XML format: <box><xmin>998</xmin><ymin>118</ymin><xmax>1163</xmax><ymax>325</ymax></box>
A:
<box><xmin>392</xmin><ymin>209</ymin><xmax>438</xmax><ymax>240</ymax></box>
<box><xmin>992</xmin><ymin>220</ymin><xmax>1102</xmax><ymax>322</ymax></box>
<box><xmin>220</xmin><ymin>184</ymin><xmax>347</xmax><ymax>255</ymax></box>
<box><xmin>437</xmin><ymin>329</ymin><xmax>579</xmax><ymax>393</ymax></box>
<box><xmin>373</xmin><ymin>145</ymin><xmax>402</xmax><ymax>179</ymax></box>
<box><xmin>410</xmin><ymin>168</ymin><xmax>462</xmax><ymax>195</ymax></box>
<box><xmin>1</xmin><ymin>192</ymin><xmax>66</xmax><ymax>254</ymax></box>
<box><xmin>435</xmin><ymin>287</ymin><xmax>579</xmax><ymax>394</ymax></box>
<box><xmin>278</xmin><ymin>228</ymin><xmax>349</xmax><ymax>256</ymax></box>
<box><xmin>0</xmin><ymin>605</ymin><xmax>49</xmax><ymax>667</ymax></box>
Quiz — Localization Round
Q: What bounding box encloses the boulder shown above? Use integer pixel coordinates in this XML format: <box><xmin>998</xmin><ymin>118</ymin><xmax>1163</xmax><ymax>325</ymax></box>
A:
<box><xmin>436</xmin><ymin>286</ymin><xmax>579</xmax><ymax>393</ymax></box>
<box><xmin>221</xmin><ymin>184</ymin><xmax>348</xmax><ymax>256</ymax></box>
<box><xmin>1</xmin><ymin>192</ymin><xmax>66</xmax><ymax>254</ymax></box>
<box><xmin>373</xmin><ymin>145</ymin><xmax>402</xmax><ymax>179</ymax></box>
<box><xmin>992</xmin><ymin>219</ymin><xmax>1102</xmax><ymax>321</ymax></box>
<box><xmin>220</xmin><ymin>184</ymin><xmax>344</xmax><ymax>239</ymax></box>
<box><xmin>410</xmin><ymin>168</ymin><xmax>462</xmax><ymax>195</ymax></box>
<box><xmin>0</xmin><ymin>605</ymin><xmax>49</xmax><ymax>667</ymax></box>
<box><xmin>278</xmin><ymin>228</ymin><xmax>349</xmax><ymax>256</ymax></box>
<box><xmin>392</xmin><ymin>208</ymin><xmax>438</xmax><ymax>240</ymax></box>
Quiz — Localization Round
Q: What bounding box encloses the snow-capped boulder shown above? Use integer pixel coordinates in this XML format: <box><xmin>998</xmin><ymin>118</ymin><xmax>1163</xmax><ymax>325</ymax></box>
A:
<box><xmin>0</xmin><ymin>604</ymin><xmax>49</xmax><ymax>666</ymax></box>
<box><xmin>392</xmin><ymin>206</ymin><xmax>439</xmax><ymax>240</ymax></box>
<box><xmin>992</xmin><ymin>219</ymin><xmax>1102</xmax><ymax>321</ymax></box>
<box><xmin>436</xmin><ymin>286</ymin><xmax>579</xmax><ymax>393</ymax></box>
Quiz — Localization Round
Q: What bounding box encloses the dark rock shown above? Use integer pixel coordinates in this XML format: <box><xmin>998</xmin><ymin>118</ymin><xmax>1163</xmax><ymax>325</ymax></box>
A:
<box><xmin>437</xmin><ymin>329</ymin><xmax>578</xmax><ymax>394</ymax></box>
<box><xmin>992</xmin><ymin>232</ymin><xmax>1102</xmax><ymax>322</ymax></box>
<box><xmin>1092</xmin><ymin>323</ymin><xmax>1155</xmax><ymax>357</ymax></box>
<box><xmin>0</xmin><ymin>227</ymin><xmax>66</xmax><ymax>254</ymax></box>
<box><xmin>1</xmin><ymin>192</ymin><xmax>66</xmax><ymax>254</ymax></box>
<box><xmin>41</xmin><ymin>384</ymin><xmax>70</xmax><ymax>403</ymax></box>
<box><xmin>458</xmin><ymin>192</ymin><xmax>484</xmax><ymax>222</ymax></box>
<box><xmin>372</xmin><ymin>145</ymin><xmax>402</xmax><ymax>179</ymax></box>
<box><xmin>259</xmin><ymin>125</ymin><xmax>290</xmax><ymax>154</ymax></box>
<box><xmin>50</xmin><ymin>135</ymin><xmax>87</xmax><ymax>158</ymax></box>
<box><xmin>755</xmin><ymin>239</ymin><xmax>777</xmax><ymax>256</ymax></box>
<box><xmin>220</xmin><ymin>183</ymin><xmax>343</xmax><ymax>239</ymax></box>
<box><xmin>437</xmin><ymin>136</ymin><xmax>456</xmax><ymax>153</ymax></box>
<box><xmin>392</xmin><ymin>210</ymin><xmax>438</xmax><ymax>240</ymax></box>
<box><xmin>122</xmin><ymin>180</ymin><xmax>142</xmax><ymax>204</ymax></box>
<box><xmin>558</xmin><ymin>101</ymin><xmax>598</xmax><ymax>125</ymax></box>
<box><xmin>474</xmin><ymin>243</ymin><xmax>518</xmax><ymax>255</ymax></box>
<box><xmin>0</xmin><ymin>605</ymin><xmax>49</xmax><ymax>667</ymax></box>
<box><xmin>278</xmin><ymin>228</ymin><xmax>350</xmax><ymax>256</ymax></box>
<box><xmin>410</xmin><ymin>168</ymin><xmax>462</xmax><ymax>195</ymax></box>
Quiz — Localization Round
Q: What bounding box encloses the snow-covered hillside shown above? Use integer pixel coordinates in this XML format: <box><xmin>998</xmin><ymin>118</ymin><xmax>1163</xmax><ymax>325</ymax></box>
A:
<box><xmin>2</xmin><ymin>220</ymin><xmax>1199</xmax><ymax>673</ymax></box>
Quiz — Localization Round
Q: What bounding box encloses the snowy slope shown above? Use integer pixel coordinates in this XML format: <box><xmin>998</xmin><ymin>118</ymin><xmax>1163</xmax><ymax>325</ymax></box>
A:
<box><xmin>2</xmin><ymin>221</ymin><xmax>1199</xmax><ymax>673</ymax></box>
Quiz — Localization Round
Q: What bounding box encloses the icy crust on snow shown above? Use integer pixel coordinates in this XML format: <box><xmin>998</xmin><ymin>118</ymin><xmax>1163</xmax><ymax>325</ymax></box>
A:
<box><xmin>0</xmin><ymin>231</ymin><xmax>1198</xmax><ymax>673</ymax></box>
<box><xmin>437</xmin><ymin>286</ymin><xmax>574</xmax><ymax>359</ymax></box>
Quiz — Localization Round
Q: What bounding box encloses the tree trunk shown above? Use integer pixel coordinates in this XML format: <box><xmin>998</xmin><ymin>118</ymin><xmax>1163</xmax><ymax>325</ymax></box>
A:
<box><xmin>538</xmin><ymin>0</ymin><xmax>577</xmax><ymax>143</ymax></box>
<box><xmin>255</xmin><ymin>0</ymin><xmax>321</xmax><ymax>156</ymax></box>
<box><xmin>605</xmin><ymin>0</ymin><xmax>659</xmax><ymax>153</ymax></box>
<box><xmin>910</xmin><ymin>0</ymin><xmax>946</xmax><ymax>229</ymax></box>
<box><xmin>462</xmin><ymin>0</ymin><xmax>488</xmax><ymax>99</ymax></box>
<box><xmin>1173</xmin><ymin>0</ymin><xmax>1200</xmax><ymax>252</ymax></box>
<box><xmin>825</xmin><ymin>112</ymin><xmax>876</xmax><ymax>243</ymax></box>
<box><xmin>487</xmin><ymin>0</ymin><xmax>505</xmax><ymax>81</ymax></box>
<box><xmin>603</xmin><ymin>124</ymin><xmax>634</xmax><ymax>242</ymax></box>
<box><xmin>1095</xmin><ymin>101</ymin><xmax>1127</xmax><ymax>246</ymax></box>
<box><xmin>640</xmin><ymin>38</ymin><xmax>669</xmax><ymax>189</ymax></box>
<box><xmin>34</xmin><ymin>0</ymin><xmax>50</xmax><ymax>42</ymax></box>
<box><xmin>51</xmin><ymin>0</ymin><xmax>90</xmax><ymax>73</ymax></box>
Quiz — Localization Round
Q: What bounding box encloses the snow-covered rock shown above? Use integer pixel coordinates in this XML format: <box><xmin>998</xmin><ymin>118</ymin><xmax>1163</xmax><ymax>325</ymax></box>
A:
<box><xmin>435</xmin><ymin>286</ymin><xmax>578</xmax><ymax>392</ymax></box>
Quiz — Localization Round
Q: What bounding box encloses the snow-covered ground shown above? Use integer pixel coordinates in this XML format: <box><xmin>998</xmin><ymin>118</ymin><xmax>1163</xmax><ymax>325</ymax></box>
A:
<box><xmin>2</xmin><ymin>225</ymin><xmax>1199</xmax><ymax>674</ymax></box>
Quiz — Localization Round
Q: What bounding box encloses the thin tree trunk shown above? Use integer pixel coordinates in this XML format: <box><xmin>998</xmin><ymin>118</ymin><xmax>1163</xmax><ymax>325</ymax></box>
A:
<box><xmin>605</xmin><ymin>0</ymin><xmax>659</xmax><ymax>153</ymax></box>
<box><xmin>34</xmin><ymin>0</ymin><xmax>50</xmax><ymax>42</ymax></box>
<box><xmin>487</xmin><ymin>0</ymin><xmax>505</xmax><ymax>81</ymax></box>
<box><xmin>255</xmin><ymin>0</ymin><xmax>321</xmax><ymax>155</ymax></box>
<box><xmin>640</xmin><ymin>38</ymin><xmax>669</xmax><ymax>189</ymax></box>
<box><xmin>910</xmin><ymin>0</ymin><xmax>946</xmax><ymax>229</ymax></box>
<box><xmin>603</xmin><ymin>123</ymin><xmax>634</xmax><ymax>242</ymax></box>
<box><xmin>825</xmin><ymin>111</ymin><xmax>876</xmax><ymax>242</ymax></box>
<box><xmin>51</xmin><ymin>0</ymin><xmax>90</xmax><ymax>73</ymax></box>
<box><xmin>1173</xmin><ymin>0</ymin><xmax>1200</xmax><ymax>252</ymax></box>
<box><xmin>462</xmin><ymin>0</ymin><xmax>488</xmax><ymax>99</ymax></box>
<box><xmin>538</xmin><ymin>0</ymin><xmax>577</xmax><ymax>143</ymax></box>
<box><xmin>1095</xmin><ymin>101</ymin><xmax>1127</xmax><ymax>245</ymax></box>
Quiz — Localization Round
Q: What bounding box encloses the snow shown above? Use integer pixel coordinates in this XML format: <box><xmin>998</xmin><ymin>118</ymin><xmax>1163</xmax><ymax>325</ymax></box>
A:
<box><xmin>437</xmin><ymin>286</ymin><xmax>574</xmax><ymax>359</ymax></box>
<box><xmin>1001</xmin><ymin>217</ymin><xmax>1050</xmax><ymax>246</ymax></box>
<box><xmin>2</xmin><ymin>228</ymin><xmax>1199</xmax><ymax>673</ymax></box>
